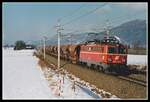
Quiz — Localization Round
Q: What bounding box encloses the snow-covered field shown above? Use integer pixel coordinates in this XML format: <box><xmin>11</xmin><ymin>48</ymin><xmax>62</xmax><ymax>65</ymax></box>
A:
<box><xmin>2</xmin><ymin>48</ymin><xmax>95</xmax><ymax>99</ymax></box>
<box><xmin>3</xmin><ymin>48</ymin><xmax>54</xmax><ymax>99</ymax></box>
<box><xmin>127</xmin><ymin>54</ymin><xmax>147</xmax><ymax>65</ymax></box>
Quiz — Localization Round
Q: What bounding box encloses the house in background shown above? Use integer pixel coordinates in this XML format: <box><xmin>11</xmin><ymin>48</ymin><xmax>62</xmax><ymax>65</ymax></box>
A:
<box><xmin>25</xmin><ymin>44</ymin><xmax>35</xmax><ymax>49</ymax></box>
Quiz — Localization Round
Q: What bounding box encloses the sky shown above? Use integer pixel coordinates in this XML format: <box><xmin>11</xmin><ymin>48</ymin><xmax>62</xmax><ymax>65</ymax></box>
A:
<box><xmin>2</xmin><ymin>2</ymin><xmax>147</xmax><ymax>45</ymax></box>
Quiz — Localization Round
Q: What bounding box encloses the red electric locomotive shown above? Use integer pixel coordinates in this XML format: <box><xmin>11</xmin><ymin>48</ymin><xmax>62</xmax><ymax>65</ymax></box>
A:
<box><xmin>41</xmin><ymin>35</ymin><xmax>128</xmax><ymax>73</ymax></box>
<box><xmin>79</xmin><ymin>36</ymin><xmax>128</xmax><ymax>72</ymax></box>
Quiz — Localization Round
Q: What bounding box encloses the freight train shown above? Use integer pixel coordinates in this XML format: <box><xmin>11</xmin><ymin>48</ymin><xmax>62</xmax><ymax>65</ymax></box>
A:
<box><xmin>39</xmin><ymin>35</ymin><xmax>128</xmax><ymax>73</ymax></box>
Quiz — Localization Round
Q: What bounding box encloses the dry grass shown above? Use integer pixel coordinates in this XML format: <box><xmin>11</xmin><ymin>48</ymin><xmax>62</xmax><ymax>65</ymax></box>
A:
<box><xmin>37</xmin><ymin>59</ymin><xmax>48</xmax><ymax>70</ymax></box>
<box><xmin>128</xmin><ymin>74</ymin><xmax>147</xmax><ymax>82</ymax></box>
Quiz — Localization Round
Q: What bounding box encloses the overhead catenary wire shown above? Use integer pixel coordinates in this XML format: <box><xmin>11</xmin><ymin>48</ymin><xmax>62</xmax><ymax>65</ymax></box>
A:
<box><xmin>58</xmin><ymin>4</ymin><xmax>87</xmax><ymax>21</ymax></box>
<box><xmin>87</xmin><ymin>8</ymin><xmax>143</xmax><ymax>33</ymax></box>
<box><xmin>40</xmin><ymin>3</ymin><xmax>110</xmax><ymax>41</ymax></box>
<box><xmin>62</xmin><ymin>3</ymin><xmax>107</xmax><ymax>26</ymax></box>
<box><xmin>100</xmin><ymin>10</ymin><xmax>143</xmax><ymax>29</ymax></box>
<box><xmin>86</xmin><ymin>11</ymin><xmax>144</xmax><ymax>39</ymax></box>
<box><xmin>40</xmin><ymin>4</ymin><xmax>87</xmax><ymax>39</ymax></box>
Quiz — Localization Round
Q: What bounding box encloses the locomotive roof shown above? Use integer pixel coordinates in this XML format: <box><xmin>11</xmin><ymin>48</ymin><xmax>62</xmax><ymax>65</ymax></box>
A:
<box><xmin>81</xmin><ymin>43</ymin><xmax>125</xmax><ymax>47</ymax></box>
<box><xmin>82</xmin><ymin>35</ymin><xmax>126</xmax><ymax>46</ymax></box>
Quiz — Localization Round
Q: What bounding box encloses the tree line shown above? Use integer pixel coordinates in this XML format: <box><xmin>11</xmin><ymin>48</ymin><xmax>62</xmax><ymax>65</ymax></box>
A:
<box><xmin>14</xmin><ymin>40</ymin><xmax>35</xmax><ymax>50</ymax></box>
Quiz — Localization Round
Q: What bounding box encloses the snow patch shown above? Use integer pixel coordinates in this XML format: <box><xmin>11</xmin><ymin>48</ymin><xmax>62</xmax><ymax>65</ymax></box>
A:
<box><xmin>127</xmin><ymin>54</ymin><xmax>147</xmax><ymax>65</ymax></box>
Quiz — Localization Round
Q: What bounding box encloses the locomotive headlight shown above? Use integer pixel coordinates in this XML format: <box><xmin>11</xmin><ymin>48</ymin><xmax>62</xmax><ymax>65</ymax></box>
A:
<box><xmin>102</xmin><ymin>56</ymin><xmax>105</xmax><ymax>60</ymax></box>
<box><xmin>115</xmin><ymin>56</ymin><xmax>119</xmax><ymax>60</ymax></box>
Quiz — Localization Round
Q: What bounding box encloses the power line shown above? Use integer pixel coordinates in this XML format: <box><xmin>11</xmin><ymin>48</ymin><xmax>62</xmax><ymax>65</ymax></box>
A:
<box><xmin>87</xmin><ymin>9</ymin><xmax>143</xmax><ymax>33</ymax></box>
<box><xmin>40</xmin><ymin>3</ymin><xmax>107</xmax><ymax>41</ymax></box>
<box><xmin>107</xmin><ymin>10</ymin><xmax>143</xmax><ymax>27</ymax></box>
<box><xmin>86</xmin><ymin>11</ymin><xmax>143</xmax><ymax>36</ymax></box>
<box><xmin>39</xmin><ymin>5</ymin><xmax>87</xmax><ymax>40</ymax></box>
<box><xmin>59</xmin><ymin>4</ymin><xmax>86</xmax><ymax>21</ymax></box>
<box><xmin>62</xmin><ymin>3</ymin><xmax>107</xmax><ymax>26</ymax></box>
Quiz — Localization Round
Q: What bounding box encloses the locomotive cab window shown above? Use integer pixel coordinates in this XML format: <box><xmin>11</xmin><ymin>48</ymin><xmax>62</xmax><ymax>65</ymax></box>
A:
<box><xmin>119</xmin><ymin>47</ymin><xmax>126</xmax><ymax>54</ymax></box>
<box><xmin>108</xmin><ymin>47</ymin><xmax>117</xmax><ymax>53</ymax></box>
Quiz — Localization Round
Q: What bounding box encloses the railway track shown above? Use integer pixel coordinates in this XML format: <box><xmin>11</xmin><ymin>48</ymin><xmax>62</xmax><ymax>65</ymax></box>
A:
<box><xmin>117</xmin><ymin>76</ymin><xmax>146</xmax><ymax>87</ymax></box>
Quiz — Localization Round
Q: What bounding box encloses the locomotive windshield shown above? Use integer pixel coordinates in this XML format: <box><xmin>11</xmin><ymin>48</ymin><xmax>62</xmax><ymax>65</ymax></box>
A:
<box><xmin>108</xmin><ymin>47</ymin><xmax>117</xmax><ymax>54</ymax></box>
<box><xmin>108</xmin><ymin>46</ymin><xmax>126</xmax><ymax>54</ymax></box>
<box><xmin>119</xmin><ymin>47</ymin><xmax>126</xmax><ymax>54</ymax></box>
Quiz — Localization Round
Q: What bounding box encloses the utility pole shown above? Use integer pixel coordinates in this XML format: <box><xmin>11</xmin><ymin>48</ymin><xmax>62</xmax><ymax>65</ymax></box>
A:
<box><xmin>39</xmin><ymin>40</ymin><xmax>42</xmax><ymax>53</ymax></box>
<box><xmin>43</xmin><ymin>36</ymin><xmax>47</xmax><ymax>60</ymax></box>
<box><xmin>55</xmin><ymin>19</ymin><xmax>64</xmax><ymax>96</ymax></box>
<box><xmin>55</xmin><ymin>20</ymin><xmax>63</xmax><ymax>69</ymax></box>
<box><xmin>103</xmin><ymin>19</ymin><xmax>112</xmax><ymax>42</ymax></box>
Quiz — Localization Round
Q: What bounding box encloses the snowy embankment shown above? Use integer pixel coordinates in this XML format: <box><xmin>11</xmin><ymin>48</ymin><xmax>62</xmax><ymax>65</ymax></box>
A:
<box><xmin>2</xmin><ymin>48</ymin><xmax>95</xmax><ymax>99</ymax></box>
<box><xmin>43</xmin><ymin>68</ymin><xmax>95</xmax><ymax>99</ymax></box>
<box><xmin>127</xmin><ymin>54</ymin><xmax>147</xmax><ymax>65</ymax></box>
